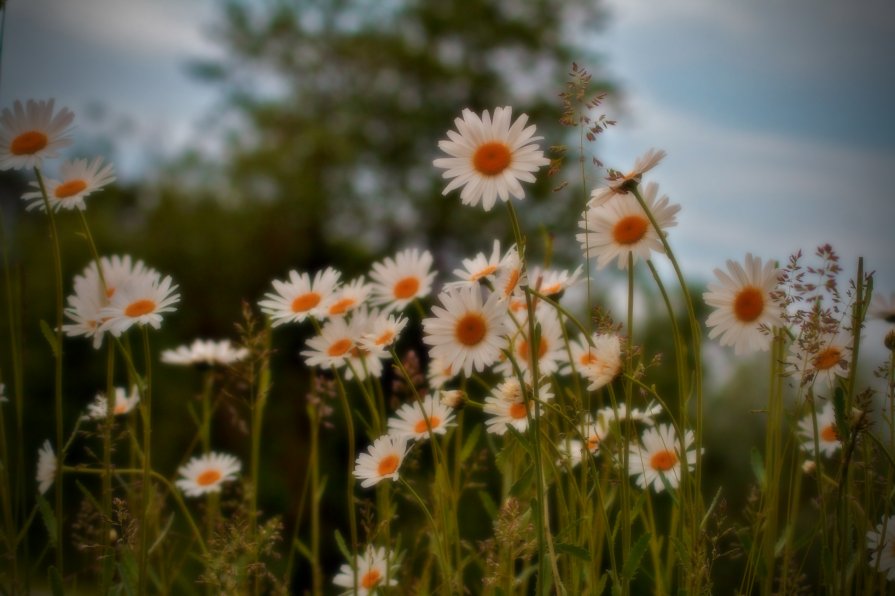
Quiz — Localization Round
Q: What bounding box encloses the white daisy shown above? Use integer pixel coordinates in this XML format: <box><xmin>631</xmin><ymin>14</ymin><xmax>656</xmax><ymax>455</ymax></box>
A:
<box><xmin>528</xmin><ymin>265</ymin><xmax>583</xmax><ymax>298</ymax></box>
<box><xmin>703</xmin><ymin>253</ymin><xmax>784</xmax><ymax>355</ymax></box>
<box><xmin>161</xmin><ymin>339</ymin><xmax>249</xmax><ymax>367</ymax></box>
<box><xmin>483</xmin><ymin>377</ymin><xmax>554</xmax><ymax>436</ymax></box>
<box><xmin>369</xmin><ymin>248</ymin><xmax>436</xmax><ymax>312</ymax></box>
<box><xmin>422</xmin><ymin>286</ymin><xmax>509</xmax><ymax>377</ymax></box>
<box><xmin>433</xmin><ymin>106</ymin><xmax>550</xmax><ymax>211</ymax></box>
<box><xmin>325</xmin><ymin>276</ymin><xmax>372</xmax><ymax>318</ymax></box>
<box><xmin>332</xmin><ymin>545</ymin><xmax>399</xmax><ymax>595</ymax></box>
<box><xmin>870</xmin><ymin>292</ymin><xmax>895</xmax><ymax>324</ymax></box>
<box><xmin>259</xmin><ymin>267</ymin><xmax>341</xmax><ymax>326</ymax></box>
<box><xmin>0</xmin><ymin>99</ymin><xmax>74</xmax><ymax>171</ymax></box>
<box><xmin>578</xmin><ymin>183</ymin><xmax>680</xmax><ymax>270</ymax></box>
<box><xmin>789</xmin><ymin>329</ymin><xmax>852</xmax><ymax>387</ymax></box>
<box><xmin>628</xmin><ymin>423</ymin><xmax>697</xmax><ymax>493</ymax></box>
<box><xmin>445</xmin><ymin>239</ymin><xmax>503</xmax><ymax>289</ymax></box>
<box><xmin>797</xmin><ymin>400</ymin><xmax>842</xmax><ymax>458</ymax></box>
<box><xmin>358</xmin><ymin>311</ymin><xmax>408</xmax><ymax>355</ymax></box>
<box><xmin>36</xmin><ymin>440</ymin><xmax>57</xmax><ymax>495</ymax></box>
<box><xmin>439</xmin><ymin>389</ymin><xmax>465</xmax><ymax>409</ymax></box>
<box><xmin>99</xmin><ymin>269</ymin><xmax>180</xmax><ymax>337</ymax></box>
<box><xmin>353</xmin><ymin>434</ymin><xmax>409</xmax><ymax>488</ymax></box>
<box><xmin>301</xmin><ymin>316</ymin><xmax>361</xmax><ymax>371</ymax></box>
<box><xmin>588</xmin><ymin>149</ymin><xmax>667</xmax><ymax>207</ymax></box>
<box><xmin>175</xmin><ymin>452</ymin><xmax>242</xmax><ymax>497</ymax></box>
<box><xmin>598</xmin><ymin>401</ymin><xmax>663</xmax><ymax>427</ymax></box>
<box><xmin>563</xmin><ymin>333</ymin><xmax>623</xmax><ymax>391</ymax></box>
<box><xmin>21</xmin><ymin>156</ymin><xmax>116</xmax><ymax>212</ymax></box>
<box><xmin>496</xmin><ymin>307</ymin><xmax>565</xmax><ymax>380</ymax></box>
<box><xmin>341</xmin><ymin>308</ymin><xmax>385</xmax><ymax>381</ymax></box>
<box><xmin>867</xmin><ymin>515</ymin><xmax>895</xmax><ymax>581</ymax></box>
<box><xmin>494</xmin><ymin>244</ymin><xmax>526</xmax><ymax>302</ymax></box>
<box><xmin>85</xmin><ymin>386</ymin><xmax>140</xmax><ymax>420</ymax></box>
<box><xmin>387</xmin><ymin>394</ymin><xmax>456</xmax><ymax>441</ymax></box>
<box><xmin>426</xmin><ymin>357</ymin><xmax>456</xmax><ymax>390</ymax></box>
<box><xmin>559</xmin><ymin>415</ymin><xmax>610</xmax><ymax>467</ymax></box>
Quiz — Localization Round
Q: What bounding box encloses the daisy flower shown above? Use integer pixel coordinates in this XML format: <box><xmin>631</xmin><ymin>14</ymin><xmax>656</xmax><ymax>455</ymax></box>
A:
<box><xmin>528</xmin><ymin>265</ymin><xmax>583</xmax><ymax>298</ymax></box>
<box><xmin>427</xmin><ymin>357</ymin><xmax>456</xmax><ymax>390</ymax></box>
<box><xmin>302</xmin><ymin>316</ymin><xmax>361</xmax><ymax>370</ymax></box>
<box><xmin>36</xmin><ymin>440</ymin><xmax>57</xmax><ymax>495</ymax></box>
<box><xmin>439</xmin><ymin>389</ymin><xmax>465</xmax><ymax>409</ymax></box>
<box><xmin>433</xmin><ymin>106</ymin><xmax>550</xmax><ymax>211</ymax></box>
<box><xmin>422</xmin><ymin>285</ymin><xmax>509</xmax><ymax>376</ymax></box>
<box><xmin>358</xmin><ymin>311</ymin><xmax>408</xmax><ymax>355</ymax></box>
<box><xmin>577</xmin><ymin>182</ymin><xmax>680</xmax><ymax>270</ymax></box>
<box><xmin>560</xmin><ymin>415</ymin><xmax>610</xmax><ymax>467</ymax></box>
<box><xmin>797</xmin><ymin>400</ymin><xmax>842</xmax><ymax>458</ymax></box>
<box><xmin>496</xmin><ymin>308</ymin><xmax>565</xmax><ymax>379</ymax></box>
<box><xmin>494</xmin><ymin>244</ymin><xmax>526</xmax><ymax>301</ymax></box>
<box><xmin>867</xmin><ymin>515</ymin><xmax>895</xmax><ymax>581</ymax></box>
<box><xmin>85</xmin><ymin>386</ymin><xmax>140</xmax><ymax>420</ymax></box>
<box><xmin>483</xmin><ymin>377</ymin><xmax>554</xmax><ymax>436</ymax></box>
<box><xmin>588</xmin><ymin>149</ymin><xmax>667</xmax><ymax>207</ymax></box>
<box><xmin>354</xmin><ymin>434</ymin><xmax>409</xmax><ymax>488</ymax></box>
<box><xmin>99</xmin><ymin>270</ymin><xmax>180</xmax><ymax>337</ymax></box>
<box><xmin>175</xmin><ymin>452</ymin><xmax>242</xmax><ymax>497</ymax></box>
<box><xmin>259</xmin><ymin>267</ymin><xmax>341</xmax><ymax>326</ymax></box>
<box><xmin>598</xmin><ymin>401</ymin><xmax>663</xmax><ymax>427</ymax></box>
<box><xmin>332</xmin><ymin>545</ymin><xmax>399</xmax><ymax>595</ymax></box>
<box><xmin>789</xmin><ymin>329</ymin><xmax>851</xmax><ymax>387</ymax></box>
<box><xmin>703</xmin><ymin>253</ymin><xmax>784</xmax><ymax>355</ymax></box>
<box><xmin>369</xmin><ymin>248</ymin><xmax>436</xmax><ymax>312</ymax></box>
<box><xmin>0</xmin><ymin>99</ymin><xmax>74</xmax><ymax>171</ymax></box>
<box><xmin>628</xmin><ymin>423</ymin><xmax>697</xmax><ymax>493</ymax></box>
<box><xmin>161</xmin><ymin>338</ymin><xmax>248</xmax><ymax>367</ymax></box>
<box><xmin>325</xmin><ymin>276</ymin><xmax>372</xmax><ymax>318</ymax></box>
<box><xmin>387</xmin><ymin>394</ymin><xmax>456</xmax><ymax>441</ymax></box>
<box><xmin>870</xmin><ymin>292</ymin><xmax>895</xmax><ymax>324</ymax></box>
<box><xmin>564</xmin><ymin>333</ymin><xmax>622</xmax><ymax>391</ymax></box>
<box><xmin>446</xmin><ymin>239</ymin><xmax>503</xmax><ymax>288</ymax></box>
<box><xmin>21</xmin><ymin>156</ymin><xmax>116</xmax><ymax>212</ymax></box>
<box><xmin>341</xmin><ymin>308</ymin><xmax>385</xmax><ymax>381</ymax></box>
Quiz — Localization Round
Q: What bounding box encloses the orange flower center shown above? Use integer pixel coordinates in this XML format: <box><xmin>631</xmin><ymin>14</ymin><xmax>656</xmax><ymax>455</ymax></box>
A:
<box><xmin>580</xmin><ymin>353</ymin><xmax>599</xmax><ymax>366</ymax></box>
<box><xmin>291</xmin><ymin>292</ymin><xmax>320</xmax><ymax>313</ymax></box>
<box><xmin>470</xmin><ymin>265</ymin><xmax>498</xmax><ymax>282</ymax></box>
<box><xmin>472</xmin><ymin>141</ymin><xmax>512</xmax><ymax>176</ymax></box>
<box><xmin>105</xmin><ymin>286</ymin><xmax>116</xmax><ymax>299</ymax></box>
<box><xmin>196</xmin><ymin>469</ymin><xmax>222</xmax><ymax>487</ymax></box>
<box><xmin>413</xmin><ymin>416</ymin><xmax>441</xmax><ymax>434</ymax></box>
<box><xmin>393</xmin><ymin>276</ymin><xmax>420</xmax><ymax>300</ymax></box>
<box><xmin>813</xmin><ymin>347</ymin><xmax>842</xmax><ymax>371</ymax></box>
<box><xmin>455</xmin><ymin>313</ymin><xmax>487</xmax><ymax>346</ymax></box>
<box><xmin>124</xmin><ymin>299</ymin><xmax>156</xmax><ymax>318</ymax></box>
<box><xmin>54</xmin><ymin>179</ymin><xmax>88</xmax><ymax>199</ymax></box>
<box><xmin>612</xmin><ymin>215</ymin><xmax>649</xmax><ymax>245</ymax></box>
<box><xmin>540</xmin><ymin>283</ymin><xmax>563</xmax><ymax>296</ymax></box>
<box><xmin>820</xmin><ymin>424</ymin><xmax>839</xmax><ymax>443</ymax></box>
<box><xmin>650</xmin><ymin>450</ymin><xmax>678</xmax><ymax>472</ymax></box>
<box><xmin>503</xmin><ymin>269</ymin><xmax>521</xmax><ymax>297</ymax></box>
<box><xmin>375</xmin><ymin>330</ymin><xmax>395</xmax><ymax>346</ymax></box>
<box><xmin>733</xmin><ymin>287</ymin><xmax>764</xmax><ymax>322</ymax></box>
<box><xmin>377</xmin><ymin>454</ymin><xmax>400</xmax><ymax>476</ymax></box>
<box><xmin>328</xmin><ymin>297</ymin><xmax>356</xmax><ymax>315</ymax></box>
<box><xmin>587</xmin><ymin>434</ymin><xmax>601</xmax><ymax>452</ymax></box>
<box><xmin>327</xmin><ymin>338</ymin><xmax>353</xmax><ymax>357</ymax></box>
<box><xmin>509</xmin><ymin>401</ymin><xmax>528</xmax><ymax>420</ymax></box>
<box><xmin>518</xmin><ymin>337</ymin><xmax>548</xmax><ymax>364</ymax></box>
<box><xmin>360</xmin><ymin>569</ymin><xmax>382</xmax><ymax>589</ymax></box>
<box><xmin>10</xmin><ymin>130</ymin><xmax>48</xmax><ymax>155</ymax></box>
<box><xmin>114</xmin><ymin>402</ymin><xmax>128</xmax><ymax>414</ymax></box>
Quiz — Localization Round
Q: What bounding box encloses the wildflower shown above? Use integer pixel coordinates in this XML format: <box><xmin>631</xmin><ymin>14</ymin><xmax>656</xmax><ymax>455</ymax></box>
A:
<box><xmin>528</xmin><ymin>265</ymin><xmax>583</xmax><ymax>298</ymax></box>
<box><xmin>494</xmin><ymin>244</ymin><xmax>526</xmax><ymax>301</ymax></box>
<box><xmin>588</xmin><ymin>148</ymin><xmax>666</xmax><ymax>207</ymax></box>
<box><xmin>85</xmin><ymin>386</ymin><xmax>140</xmax><ymax>420</ymax></box>
<box><xmin>422</xmin><ymin>286</ymin><xmax>509</xmax><ymax>376</ymax></box>
<box><xmin>433</xmin><ymin>106</ymin><xmax>549</xmax><ymax>211</ymax></box>
<box><xmin>439</xmin><ymin>389</ymin><xmax>465</xmax><ymax>409</ymax></box>
<box><xmin>870</xmin><ymin>291</ymin><xmax>895</xmax><ymax>324</ymax></box>
<box><xmin>358</xmin><ymin>311</ymin><xmax>408</xmax><ymax>355</ymax></box>
<box><xmin>332</xmin><ymin>545</ymin><xmax>399</xmax><ymax>595</ymax></box>
<box><xmin>302</xmin><ymin>316</ymin><xmax>361</xmax><ymax>370</ymax></box>
<box><xmin>628</xmin><ymin>423</ymin><xmax>697</xmax><ymax>493</ymax></box>
<box><xmin>36</xmin><ymin>440</ymin><xmax>56</xmax><ymax>495</ymax></box>
<box><xmin>703</xmin><ymin>253</ymin><xmax>784</xmax><ymax>355</ymax></box>
<box><xmin>259</xmin><ymin>267</ymin><xmax>341</xmax><ymax>326</ymax></box>
<box><xmin>341</xmin><ymin>308</ymin><xmax>385</xmax><ymax>381</ymax></box>
<box><xmin>496</xmin><ymin>307</ymin><xmax>565</xmax><ymax>379</ymax></box>
<box><xmin>867</xmin><ymin>515</ymin><xmax>895</xmax><ymax>581</ymax></box>
<box><xmin>99</xmin><ymin>269</ymin><xmax>180</xmax><ymax>337</ymax></box>
<box><xmin>797</xmin><ymin>400</ymin><xmax>842</xmax><ymax>458</ymax></box>
<box><xmin>564</xmin><ymin>333</ymin><xmax>623</xmax><ymax>390</ymax></box>
<box><xmin>175</xmin><ymin>452</ymin><xmax>242</xmax><ymax>497</ymax></box>
<box><xmin>598</xmin><ymin>401</ymin><xmax>663</xmax><ymax>426</ymax></box>
<box><xmin>0</xmin><ymin>99</ymin><xmax>74</xmax><ymax>171</ymax></box>
<box><xmin>789</xmin><ymin>329</ymin><xmax>851</xmax><ymax>387</ymax></box>
<box><xmin>353</xmin><ymin>434</ymin><xmax>409</xmax><ymax>488</ymax></box>
<box><xmin>446</xmin><ymin>239</ymin><xmax>503</xmax><ymax>288</ymax></box>
<box><xmin>801</xmin><ymin>459</ymin><xmax>816</xmax><ymax>474</ymax></box>
<box><xmin>21</xmin><ymin>157</ymin><xmax>116</xmax><ymax>212</ymax></box>
<box><xmin>325</xmin><ymin>276</ymin><xmax>372</xmax><ymax>318</ymax></box>
<box><xmin>560</xmin><ymin>415</ymin><xmax>610</xmax><ymax>467</ymax></box>
<box><xmin>161</xmin><ymin>338</ymin><xmax>248</xmax><ymax>367</ymax></box>
<box><xmin>427</xmin><ymin>357</ymin><xmax>456</xmax><ymax>390</ymax></box>
<box><xmin>388</xmin><ymin>394</ymin><xmax>456</xmax><ymax>441</ymax></box>
<box><xmin>483</xmin><ymin>377</ymin><xmax>554</xmax><ymax>436</ymax></box>
<box><xmin>369</xmin><ymin>248</ymin><xmax>436</xmax><ymax>312</ymax></box>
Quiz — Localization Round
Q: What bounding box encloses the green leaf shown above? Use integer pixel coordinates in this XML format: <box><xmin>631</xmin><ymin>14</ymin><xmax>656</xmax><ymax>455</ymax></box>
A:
<box><xmin>460</xmin><ymin>424</ymin><xmax>482</xmax><ymax>462</ymax></box>
<box><xmin>37</xmin><ymin>494</ymin><xmax>57</xmax><ymax>548</ymax></box>
<box><xmin>504</xmin><ymin>423</ymin><xmax>532</xmax><ymax>455</ymax></box>
<box><xmin>554</xmin><ymin>541</ymin><xmax>592</xmax><ymax>561</ymax></box>
<box><xmin>48</xmin><ymin>565</ymin><xmax>64</xmax><ymax>596</ymax></box>
<box><xmin>509</xmin><ymin>465</ymin><xmax>534</xmax><ymax>498</ymax></box>
<box><xmin>40</xmin><ymin>320</ymin><xmax>60</xmax><ymax>359</ymax></box>
<box><xmin>751</xmin><ymin>447</ymin><xmax>765</xmax><ymax>489</ymax></box>
<box><xmin>478</xmin><ymin>490</ymin><xmax>498</xmax><ymax>519</ymax></box>
<box><xmin>334</xmin><ymin>529</ymin><xmax>352</xmax><ymax>562</ymax></box>
<box><xmin>622</xmin><ymin>532</ymin><xmax>651</xmax><ymax>581</ymax></box>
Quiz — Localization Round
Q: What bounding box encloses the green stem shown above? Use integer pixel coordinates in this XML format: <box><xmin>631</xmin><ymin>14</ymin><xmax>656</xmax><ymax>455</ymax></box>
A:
<box><xmin>138</xmin><ymin>326</ymin><xmax>153</xmax><ymax>595</ymax></box>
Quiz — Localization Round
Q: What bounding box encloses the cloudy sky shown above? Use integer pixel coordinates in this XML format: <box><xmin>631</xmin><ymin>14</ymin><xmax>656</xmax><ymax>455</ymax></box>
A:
<box><xmin>3</xmin><ymin>0</ymin><xmax>894</xmax><ymax>347</ymax></box>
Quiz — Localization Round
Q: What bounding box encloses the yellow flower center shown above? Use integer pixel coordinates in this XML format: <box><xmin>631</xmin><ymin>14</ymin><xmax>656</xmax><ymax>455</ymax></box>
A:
<box><xmin>509</xmin><ymin>401</ymin><xmax>528</xmax><ymax>420</ymax></box>
<box><xmin>291</xmin><ymin>292</ymin><xmax>321</xmax><ymax>313</ymax></box>
<box><xmin>580</xmin><ymin>352</ymin><xmax>599</xmax><ymax>366</ymax></box>
<box><xmin>196</xmin><ymin>469</ymin><xmax>222</xmax><ymax>487</ymax></box>
<box><xmin>733</xmin><ymin>286</ymin><xmax>764</xmax><ymax>322</ymax></box>
<box><xmin>54</xmin><ymin>179</ymin><xmax>88</xmax><ymax>199</ymax></box>
<box><xmin>361</xmin><ymin>569</ymin><xmax>382</xmax><ymax>589</ymax></box>
<box><xmin>377</xmin><ymin>454</ymin><xmax>400</xmax><ymax>476</ymax></box>
<box><xmin>820</xmin><ymin>424</ymin><xmax>839</xmax><ymax>443</ymax></box>
<box><xmin>455</xmin><ymin>313</ymin><xmax>487</xmax><ymax>346</ymax></box>
<box><xmin>327</xmin><ymin>338</ymin><xmax>353</xmax><ymax>357</ymax></box>
<box><xmin>587</xmin><ymin>434</ymin><xmax>601</xmax><ymax>452</ymax></box>
<box><xmin>518</xmin><ymin>337</ymin><xmax>548</xmax><ymax>364</ymax></box>
<box><xmin>10</xmin><ymin>130</ymin><xmax>48</xmax><ymax>155</ymax></box>
<box><xmin>328</xmin><ymin>297</ymin><xmax>356</xmax><ymax>315</ymax></box>
<box><xmin>472</xmin><ymin>141</ymin><xmax>512</xmax><ymax>176</ymax></box>
<box><xmin>393</xmin><ymin>276</ymin><xmax>420</xmax><ymax>300</ymax></box>
<box><xmin>813</xmin><ymin>347</ymin><xmax>842</xmax><ymax>371</ymax></box>
<box><xmin>375</xmin><ymin>330</ymin><xmax>395</xmax><ymax>346</ymax></box>
<box><xmin>114</xmin><ymin>402</ymin><xmax>128</xmax><ymax>415</ymax></box>
<box><xmin>124</xmin><ymin>299</ymin><xmax>156</xmax><ymax>318</ymax></box>
<box><xmin>650</xmin><ymin>450</ymin><xmax>678</xmax><ymax>472</ymax></box>
<box><xmin>503</xmin><ymin>269</ymin><xmax>521</xmax><ymax>297</ymax></box>
<box><xmin>470</xmin><ymin>265</ymin><xmax>498</xmax><ymax>282</ymax></box>
<box><xmin>413</xmin><ymin>416</ymin><xmax>441</xmax><ymax>434</ymax></box>
<box><xmin>612</xmin><ymin>215</ymin><xmax>649</xmax><ymax>245</ymax></box>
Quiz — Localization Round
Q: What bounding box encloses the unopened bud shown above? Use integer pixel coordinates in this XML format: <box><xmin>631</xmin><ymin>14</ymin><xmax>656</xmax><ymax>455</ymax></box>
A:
<box><xmin>439</xmin><ymin>390</ymin><xmax>465</xmax><ymax>409</ymax></box>
<box><xmin>802</xmin><ymin>460</ymin><xmax>816</xmax><ymax>475</ymax></box>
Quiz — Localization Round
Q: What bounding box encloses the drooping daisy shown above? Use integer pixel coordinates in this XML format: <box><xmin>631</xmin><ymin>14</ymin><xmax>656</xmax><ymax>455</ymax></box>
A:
<box><xmin>358</xmin><ymin>311</ymin><xmax>408</xmax><ymax>355</ymax></box>
<box><xmin>494</xmin><ymin>244</ymin><xmax>526</xmax><ymax>301</ymax></box>
<box><xmin>387</xmin><ymin>394</ymin><xmax>456</xmax><ymax>441</ymax></box>
<box><xmin>528</xmin><ymin>265</ymin><xmax>583</xmax><ymax>298</ymax></box>
<box><xmin>559</xmin><ymin>415</ymin><xmax>610</xmax><ymax>467</ymax></box>
<box><xmin>867</xmin><ymin>515</ymin><xmax>895</xmax><ymax>581</ymax></box>
<box><xmin>427</xmin><ymin>357</ymin><xmax>456</xmax><ymax>390</ymax></box>
<box><xmin>85</xmin><ymin>386</ymin><xmax>140</xmax><ymax>420</ymax></box>
<box><xmin>332</xmin><ymin>545</ymin><xmax>399</xmax><ymax>595</ymax></box>
<box><xmin>870</xmin><ymin>292</ymin><xmax>895</xmax><ymax>324</ymax></box>
<box><xmin>161</xmin><ymin>338</ymin><xmax>249</xmax><ymax>367</ymax></box>
<box><xmin>496</xmin><ymin>307</ymin><xmax>565</xmax><ymax>379</ymax></box>
<box><xmin>628</xmin><ymin>423</ymin><xmax>697</xmax><ymax>493</ymax></box>
<box><xmin>0</xmin><ymin>99</ymin><xmax>75</xmax><ymax>171</ymax></box>
<box><xmin>789</xmin><ymin>329</ymin><xmax>852</xmax><ymax>387</ymax></box>
<box><xmin>445</xmin><ymin>239</ymin><xmax>503</xmax><ymax>289</ymax></box>
<box><xmin>483</xmin><ymin>377</ymin><xmax>554</xmax><ymax>436</ymax></box>
<box><xmin>325</xmin><ymin>276</ymin><xmax>372</xmax><ymax>318</ymax></box>
<box><xmin>369</xmin><ymin>248</ymin><xmax>436</xmax><ymax>312</ymax></box>
<box><xmin>422</xmin><ymin>286</ymin><xmax>509</xmax><ymax>376</ymax></box>
<box><xmin>703</xmin><ymin>253</ymin><xmax>784</xmax><ymax>355</ymax></box>
<box><xmin>175</xmin><ymin>452</ymin><xmax>242</xmax><ymax>497</ymax></box>
<box><xmin>577</xmin><ymin>182</ymin><xmax>680</xmax><ymax>270</ymax></box>
<box><xmin>564</xmin><ymin>333</ymin><xmax>622</xmax><ymax>391</ymax></box>
<box><xmin>259</xmin><ymin>267</ymin><xmax>341</xmax><ymax>326</ymax></box>
<box><xmin>588</xmin><ymin>149</ymin><xmax>667</xmax><ymax>207</ymax></box>
<box><xmin>36</xmin><ymin>440</ymin><xmax>57</xmax><ymax>495</ymax></box>
<box><xmin>99</xmin><ymin>270</ymin><xmax>180</xmax><ymax>337</ymax></box>
<box><xmin>353</xmin><ymin>434</ymin><xmax>409</xmax><ymax>488</ymax></box>
<box><xmin>797</xmin><ymin>400</ymin><xmax>842</xmax><ymax>458</ymax></box>
<box><xmin>433</xmin><ymin>106</ymin><xmax>550</xmax><ymax>211</ymax></box>
<box><xmin>598</xmin><ymin>401</ymin><xmax>663</xmax><ymax>427</ymax></box>
<box><xmin>21</xmin><ymin>156</ymin><xmax>116</xmax><ymax>212</ymax></box>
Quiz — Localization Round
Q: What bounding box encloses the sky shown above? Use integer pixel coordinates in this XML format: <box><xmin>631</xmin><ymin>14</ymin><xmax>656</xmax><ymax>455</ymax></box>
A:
<box><xmin>3</xmin><ymin>0</ymin><xmax>894</xmax><ymax>356</ymax></box>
